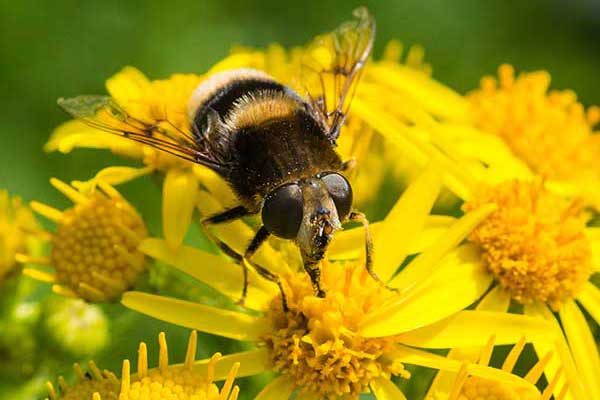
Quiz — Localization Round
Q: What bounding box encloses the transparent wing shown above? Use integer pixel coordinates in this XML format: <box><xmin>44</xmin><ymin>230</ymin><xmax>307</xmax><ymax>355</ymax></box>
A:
<box><xmin>57</xmin><ymin>95</ymin><xmax>229</xmax><ymax>174</ymax></box>
<box><xmin>301</xmin><ymin>7</ymin><xmax>375</xmax><ymax>143</ymax></box>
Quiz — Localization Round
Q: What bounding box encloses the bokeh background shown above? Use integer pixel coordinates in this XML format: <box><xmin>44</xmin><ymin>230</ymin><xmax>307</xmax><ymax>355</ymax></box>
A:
<box><xmin>1</xmin><ymin>1</ymin><xmax>599</xmax><ymax>399</ymax></box>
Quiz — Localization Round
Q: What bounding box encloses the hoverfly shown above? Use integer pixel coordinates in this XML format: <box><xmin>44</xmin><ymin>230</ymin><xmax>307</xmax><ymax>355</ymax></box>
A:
<box><xmin>58</xmin><ymin>8</ymin><xmax>380</xmax><ymax>309</ymax></box>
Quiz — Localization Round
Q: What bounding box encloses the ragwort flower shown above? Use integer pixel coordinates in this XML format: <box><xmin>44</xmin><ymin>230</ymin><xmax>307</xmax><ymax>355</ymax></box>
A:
<box><xmin>347</xmin><ymin>53</ymin><xmax>600</xmax><ymax>399</ymax></box>
<box><xmin>46</xmin><ymin>361</ymin><xmax>120</xmax><ymax>400</ymax></box>
<box><xmin>18</xmin><ymin>179</ymin><xmax>147</xmax><ymax>302</ymax></box>
<box><xmin>46</xmin><ymin>330</ymin><xmax>240</xmax><ymax>400</ymax></box>
<box><xmin>47</xmin><ymin>67</ymin><xmax>202</xmax><ymax>249</ymax></box>
<box><xmin>122</xmin><ymin>166</ymin><xmax>552</xmax><ymax>399</ymax></box>
<box><xmin>427</xmin><ymin>336</ymin><xmax>568</xmax><ymax>400</ymax></box>
<box><xmin>357</xmin><ymin>61</ymin><xmax>600</xmax><ymax>209</ymax></box>
<box><xmin>0</xmin><ymin>190</ymin><xmax>38</xmax><ymax>282</ymax></box>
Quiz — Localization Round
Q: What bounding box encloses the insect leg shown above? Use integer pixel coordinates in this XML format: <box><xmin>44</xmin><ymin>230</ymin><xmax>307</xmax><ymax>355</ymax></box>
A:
<box><xmin>303</xmin><ymin>260</ymin><xmax>326</xmax><ymax>298</ymax></box>
<box><xmin>348</xmin><ymin>211</ymin><xmax>379</xmax><ymax>282</ymax></box>
<box><xmin>341</xmin><ymin>158</ymin><xmax>357</xmax><ymax>173</ymax></box>
<box><xmin>349</xmin><ymin>211</ymin><xmax>399</xmax><ymax>293</ymax></box>
<box><xmin>201</xmin><ymin>206</ymin><xmax>250</xmax><ymax>303</ymax></box>
<box><xmin>244</xmin><ymin>226</ymin><xmax>289</xmax><ymax>311</ymax></box>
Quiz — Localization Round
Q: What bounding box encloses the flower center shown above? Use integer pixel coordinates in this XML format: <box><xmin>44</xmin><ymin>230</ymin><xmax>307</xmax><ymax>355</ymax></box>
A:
<box><xmin>463</xmin><ymin>181</ymin><xmax>593</xmax><ymax>308</ymax></box>
<box><xmin>51</xmin><ymin>191</ymin><xmax>147</xmax><ymax>301</ymax></box>
<box><xmin>264</xmin><ymin>261</ymin><xmax>409</xmax><ymax>399</ymax></box>
<box><xmin>458</xmin><ymin>376</ymin><xmax>538</xmax><ymax>400</ymax></box>
<box><xmin>47</xmin><ymin>362</ymin><xmax>120</xmax><ymax>400</ymax></box>
<box><xmin>123</xmin><ymin>368</ymin><xmax>222</xmax><ymax>400</ymax></box>
<box><xmin>120</xmin><ymin>331</ymin><xmax>240</xmax><ymax>400</ymax></box>
<box><xmin>468</xmin><ymin>64</ymin><xmax>600</xmax><ymax>181</ymax></box>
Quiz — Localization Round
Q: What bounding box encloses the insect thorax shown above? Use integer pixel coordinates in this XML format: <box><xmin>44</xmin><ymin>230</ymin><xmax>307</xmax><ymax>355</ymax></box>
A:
<box><xmin>189</xmin><ymin>69</ymin><xmax>342</xmax><ymax>209</ymax></box>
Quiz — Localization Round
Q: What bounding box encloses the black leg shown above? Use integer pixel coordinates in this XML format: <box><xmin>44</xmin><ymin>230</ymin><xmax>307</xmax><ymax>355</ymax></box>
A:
<box><xmin>202</xmin><ymin>206</ymin><xmax>250</xmax><ymax>303</ymax></box>
<box><xmin>202</xmin><ymin>209</ymin><xmax>288</xmax><ymax>309</ymax></box>
<box><xmin>303</xmin><ymin>260</ymin><xmax>325</xmax><ymax>298</ymax></box>
<box><xmin>204</xmin><ymin>206</ymin><xmax>249</xmax><ymax>224</ymax></box>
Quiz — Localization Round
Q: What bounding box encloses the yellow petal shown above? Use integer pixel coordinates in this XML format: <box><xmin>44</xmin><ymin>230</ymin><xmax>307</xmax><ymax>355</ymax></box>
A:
<box><xmin>105</xmin><ymin>66</ymin><xmax>150</xmax><ymax>103</ymax></box>
<box><xmin>45</xmin><ymin>120</ymin><xmax>140</xmax><ymax>154</ymax></box>
<box><xmin>196</xmin><ymin>191</ymin><xmax>291</xmax><ymax>275</ymax></box>
<box><xmin>193</xmin><ymin>348</ymin><xmax>271</xmax><ymax>379</ymax></box>
<box><xmin>477</xmin><ymin>285</ymin><xmax>511</xmax><ymax>312</ymax></box>
<box><xmin>139</xmin><ymin>238</ymin><xmax>276</xmax><ymax>310</ymax></box>
<box><xmin>559</xmin><ymin>299</ymin><xmax>600</xmax><ymax>399</ymax></box>
<box><xmin>121</xmin><ymin>291</ymin><xmax>269</xmax><ymax>341</ymax></box>
<box><xmin>374</xmin><ymin>164</ymin><xmax>442</xmax><ymax>281</ymax></box>
<box><xmin>72</xmin><ymin>166</ymin><xmax>152</xmax><ymax>195</ymax></box>
<box><xmin>330</xmin><ymin>215</ymin><xmax>455</xmax><ymax>261</ymax></box>
<box><xmin>254</xmin><ymin>376</ymin><xmax>295</xmax><ymax>400</ymax></box>
<box><xmin>352</xmin><ymin>98</ymin><xmax>474</xmax><ymax>200</ymax></box>
<box><xmin>586</xmin><ymin>227</ymin><xmax>600</xmax><ymax>270</ymax></box>
<box><xmin>434</xmin><ymin>124</ymin><xmax>533</xmax><ymax>182</ymax></box>
<box><xmin>208</xmin><ymin>53</ymin><xmax>264</xmax><ymax>74</ymax></box>
<box><xmin>329</xmin><ymin>222</ymin><xmax>382</xmax><ymax>260</ymax></box>
<box><xmin>193</xmin><ymin>165</ymin><xmax>238</xmax><ymax>208</ymax></box>
<box><xmin>577</xmin><ymin>282</ymin><xmax>600</xmax><ymax>326</ymax></box>
<box><xmin>394</xmin><ymin>345</ymin><xmax>537</xmax><ymax>390</ymax></box>
<box><xmin>163</xmin><ymin>169</ymin><xmax>198</xmax><ymax>249</ymax></box>
<box><xmin>367</xmin><ymin>64</ymin><xmax>471</xmax><ymax>122</ymax></box>
<box><xmin>524</xmin><ymin>302</ymin><xmax>587</xmax><ymax>400</ymax></box>
<box><xmin>424</xmin><ymin>285</ymin><xmax>511</xmax><ymax>398</ymax></box>
<box><xmin>360</xmin><ymin>244</ymin><xmax>493</xmax><ymax>337</ymax></box>
<box><xmin>370</xmin><ymin>378</ymin><xmax>407</xmax><ymax>400</ymax></box>
<box><xmin>389</xmin><ymin>203</ymin><xmax>496</xmax><ymax>291</ymax></box>
<box><xmin>397</xmin><ymin>310</ymin><xmax>555</xmax><ymax>349</ymax></box>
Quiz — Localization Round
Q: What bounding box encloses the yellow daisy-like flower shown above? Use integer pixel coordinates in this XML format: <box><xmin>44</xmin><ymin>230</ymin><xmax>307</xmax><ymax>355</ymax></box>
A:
<box><xmin>119</xmin><ymin>330</ymin><xmax>240</xmax><ymax>400</ymax></box>
<box><xmin>357</xmin><ymin>59</ymin><xmax>600</xmax><ymax>209</ymax></box>
<box><xmin>46</xmin><ymin>361</ymin><xmax>120</xmax><ymax>400</ymax></box>
<box><xmin>0</xmin><ymin>190</ymin><xmax>38</xmax><ymax>282</ymax></box>
<box><xmin>48</xmin><ymin>67</ymin><xmax>202</xmax><ymax>249</ymax></box>
<box><xmin>469</xmin><ymin>65</ymin><xmax>599</xmax><ymax>186</ymax></box>
<box><xmin>46</xmin><ymin>330</ymin><xmax>240</xmax><ymax>400</ymax></box>
<box><xmin>427</xmin><ymin>336</ymin><xmax>567</xmax><ymax>400</ymax></box>
<box><xmin>345</xmin><ymin>52</ymin><xmax>600</xmax><ymax>399</ymax></box>
<box><xmin>122</xmin><ymin>165</ymin><xmax>553</xmax><ymax>399</ymax></box>
<box><xmin>18</xmin><ymin>179</ymin><xmax>147</xmax><ymax>302</ymax></box>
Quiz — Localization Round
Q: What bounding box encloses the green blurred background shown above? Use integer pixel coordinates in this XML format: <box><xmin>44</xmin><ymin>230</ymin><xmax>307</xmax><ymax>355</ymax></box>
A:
<box><xmin>1</xmin><ymin>0</ymin><xmax>599</xmax><ymax>399</ymax></box>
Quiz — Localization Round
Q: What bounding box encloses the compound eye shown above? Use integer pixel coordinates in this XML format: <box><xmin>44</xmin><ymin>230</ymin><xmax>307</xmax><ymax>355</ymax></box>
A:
<box><xmin>262</xmin><ymin>184</ymin><xmax>304</xmax><ymax>239</ymax></box>
<box><xmin>321</xmin><ymin>172</ymin><xmax>353</xmax><ymax>219</ymax></box>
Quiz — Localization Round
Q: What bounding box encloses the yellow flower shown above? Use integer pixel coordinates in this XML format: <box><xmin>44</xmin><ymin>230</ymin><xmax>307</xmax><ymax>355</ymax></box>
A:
<box><xmin>46</xmin><ymin>330</ymin><xmax>240</xmax><ymax>400</ymax></box>
<box><xmin>122</xmin><ymin>165</ymin><xmax>552</xmax><ymax>399</ymax></box>
<box><xmin>454</xmin><ymin>180</ymin><xmax>600</xmax><ymax>399</ymax></box>
<box><xmin>463</xmin><ymin>181</ymin><xmax>593</xmax><ymax>308</ymax></box>
<box><xmin>119</xmin><ymin>331</ymin><xmax>240</xmax><ymax>400</ymax></box>
<box><xmin>0</xmin><ymin>190</ymin><xmax>38</xmax><ymax>282</ymax></box>
<box><xmin>46</xmin><ymin>361</ymin><xmax>120</xmax><ymax>400</ymax></box>
<box><xmin>357</xmin><ymin>60</ymin><xmax>600</xmax><ymax>209</ymax></box>
<box><xmin>18</xmin><ymin>179</ymin><xmax>147</xmax><ymax>302</ymax></box>
<box><xmin>427</xmin><ymin>336</ymin><xmax>567</xmax><ymax>400</ymax></box>
<box><xmin>344</xmin><ymin>51</ymin><xmax>600</xmax><ymax>398</ymax></box>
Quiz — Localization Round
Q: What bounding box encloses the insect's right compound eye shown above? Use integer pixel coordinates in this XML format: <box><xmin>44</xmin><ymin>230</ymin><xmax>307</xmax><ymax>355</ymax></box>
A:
<box><xmin>262</xmin><ymin>184</ymin><xmax>304</xmax><ymax>239</ymax></box>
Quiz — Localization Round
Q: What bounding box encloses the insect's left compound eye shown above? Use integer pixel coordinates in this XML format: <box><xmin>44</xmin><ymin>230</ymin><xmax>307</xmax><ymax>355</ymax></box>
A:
<box><xmin>262</xmin><ymin>183</ymin><xmax>304</xmax><ymax>239</ymax></box>
<box><xmin>321</xmin><ymin>172</ymin><xmax>353</xmax><ymax>219</ymax></box>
